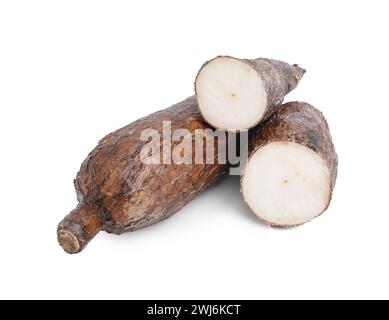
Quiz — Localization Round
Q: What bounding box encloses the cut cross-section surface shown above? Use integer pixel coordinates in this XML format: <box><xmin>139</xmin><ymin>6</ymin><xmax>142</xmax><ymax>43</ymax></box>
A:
<box><xmin>196</xmin><ymin>57</ymin><xmax>267</xmax><ymax>131</ymax></box>
<box><xmin>242</xmin><ymin>141</ymin><xmax>331</xmax><ymax>226</ymax></box>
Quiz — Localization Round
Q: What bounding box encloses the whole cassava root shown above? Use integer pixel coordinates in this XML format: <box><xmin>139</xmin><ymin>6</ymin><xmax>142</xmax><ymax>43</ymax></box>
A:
<box><xmin>195</xmin><ymin>56</ymin><xmax>306</xmax><ymax>131</ymax></box>
<box><xmin>57</xmin><ymin>96</ymin><xmax>229</xmax><ymax>254</ymax></box>
<box><xmin>241</xmin><ymin>101</ymin><xmax>338</xmax><ymax>227</ymax></box>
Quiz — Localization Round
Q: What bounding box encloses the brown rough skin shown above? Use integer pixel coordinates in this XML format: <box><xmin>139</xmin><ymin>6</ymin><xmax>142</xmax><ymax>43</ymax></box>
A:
<box><xmin>243</xmin><ymin>101</ymin><xmax>338</xmax><ymax>226</ymax></box>
<box><xmin>195</xmin><ymin>56</ymin><xmax>306</xmax><ymax>130</ymax></box>
<box><xmin>57</xmin><ymin>96</ymin><xmax>229</xmax><ymax>254</ymax></box>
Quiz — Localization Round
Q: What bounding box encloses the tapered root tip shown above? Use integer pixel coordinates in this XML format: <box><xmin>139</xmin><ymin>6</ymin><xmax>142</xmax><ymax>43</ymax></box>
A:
<box><xmin>57</xmin><ymin>203</ymin><xmax>103</xmax><ymax>254</ymax></box>
<box><xmin>293</xmin><ymin>64</ymin><xmax>306</xmax><ymax>81</ymax></box>
<box><xmin>57</xmin><ymin>229</ymin><xmax>81</xmax><ymax>254</ymax></box>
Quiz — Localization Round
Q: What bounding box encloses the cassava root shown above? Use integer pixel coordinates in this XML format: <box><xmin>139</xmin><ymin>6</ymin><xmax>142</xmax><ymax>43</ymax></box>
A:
<box><xmin>241</xmin><ymin>101</ymin><xmax>338</xmax><ymax>226</ymax></box>
<box><xmin>195</xmin><ymin>56</ymin><xmax>305</xmax><ymax>131</ymax></box>
<box><xmin>57</xmin><ymin>96</ymin><xmax>230</xmax><ymax>254</ymax></box>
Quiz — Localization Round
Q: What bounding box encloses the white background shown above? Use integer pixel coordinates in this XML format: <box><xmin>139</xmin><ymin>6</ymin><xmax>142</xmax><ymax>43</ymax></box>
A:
<box><xmin>0</xmin><ymin>0</ymin><xmax>388</xmax><ymax>300</ymax></box>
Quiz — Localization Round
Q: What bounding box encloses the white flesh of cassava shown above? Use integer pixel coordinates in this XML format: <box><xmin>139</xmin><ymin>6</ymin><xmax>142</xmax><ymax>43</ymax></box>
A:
<box><xmin>241</xmin><ymin>141</ymin><xmax>331</xmax><ymax>226</ymax></box>
<box><xmin>196</xmin><ymin>57</ymin><xmax>267</xmax><ymax>131</ymax></box>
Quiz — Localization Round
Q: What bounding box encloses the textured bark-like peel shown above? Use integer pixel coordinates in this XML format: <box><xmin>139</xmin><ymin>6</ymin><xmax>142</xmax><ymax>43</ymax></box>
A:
<box><xmin>195</xmin><ymin>56</ymin><xmax>306</xmax><ymax>131</ymax></box>
<box><xmin>57</xmin><ymin>96</ymin><xmax>229</xmax><ymax>254</ymax></box>
<box><xmin>241</xmin><ymin>102</ymin><xmax>338</xmax><ymax>227</ymax></box>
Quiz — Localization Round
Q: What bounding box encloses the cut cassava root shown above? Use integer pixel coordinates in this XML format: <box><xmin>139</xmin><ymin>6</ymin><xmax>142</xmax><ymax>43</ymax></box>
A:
<box><xmin>241</xmin><ymin>102</ymin><xmax>337</xmax><ymax>227</ymax></box>
<box><xmin>195</xmin><ymin>56</ymin><xmax>306</xmax><ymax>131</ymax></box>
<box><xmin>57</xmin><ymin>96</ymin><xmax>229</xmax><ymax>254</ymax></box>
